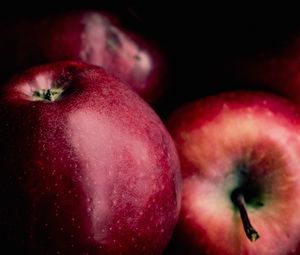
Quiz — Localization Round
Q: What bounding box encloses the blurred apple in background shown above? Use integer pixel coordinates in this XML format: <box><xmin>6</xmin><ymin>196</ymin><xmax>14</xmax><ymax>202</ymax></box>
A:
<box><xmin>0</xmin><ymin>61</ymin><xmax>181</xmax><ymax>254</ymax></box>
<box><xmin>0</xmin><ymin>10</ymin><xmax>164</xmax><ymax>103</ymax></box>
<box><xmin>227</xmin><ymin>34</ymin><xmax>300</xmax><ymax>104</ymax></box>
<box><xmin>165</xmin><ymin>91</ymin><xmax>300</xmax><ymax>255</ymax></box>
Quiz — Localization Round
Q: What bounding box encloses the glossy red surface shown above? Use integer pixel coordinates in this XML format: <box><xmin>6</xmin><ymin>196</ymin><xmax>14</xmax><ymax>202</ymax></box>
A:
<box><xmin>166</xmin><ymin>92</ymin><xmax>300</xmax><ymax>255</ymax></box>
<box><xmin>0</xmin><ymin>61</ymin><xmax>181</xmax><ymax>254</ymax></box>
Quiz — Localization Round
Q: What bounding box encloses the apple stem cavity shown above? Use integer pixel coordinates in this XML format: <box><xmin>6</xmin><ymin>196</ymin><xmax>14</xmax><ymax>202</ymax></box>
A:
<box><xmin>32</xmin><ymin>88</ymin><xmax>64</xmax><ymax>102</ymax></box>
<box><xmin>231</xmin><ymin>189</ymin><xmax>260</xmax><ymax>242</ymax></box>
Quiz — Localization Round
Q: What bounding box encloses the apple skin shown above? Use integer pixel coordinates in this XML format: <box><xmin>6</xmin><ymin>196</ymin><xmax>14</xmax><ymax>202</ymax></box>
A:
<box><xmin>0</xmin><ymin>61</ymin><xmax>181</xmax><ymax>254</ymax></box>
<box><xmin>228</xmin><ymin>35</ymin><xmax>300</xmax><ymax>103</ymax></box>
<box><xmin>165</xmin><ymin>91</ymin><xmax>300</xmax><ymax>255</ymax></box>
<box><xmin>0</xmin><ymin>10</ymin><xmax>164</xmax><ymax>103</ymax></box>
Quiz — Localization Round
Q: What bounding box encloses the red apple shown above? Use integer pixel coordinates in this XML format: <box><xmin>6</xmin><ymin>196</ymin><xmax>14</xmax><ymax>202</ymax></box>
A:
<box><xmin>229</xmin><ymin>35</ymin><xmax>300</xmax><ymax>102</ymax></box>
<box><xmin>0</xmin><ymin>61</ymin><xmax>181</xmax><ymax>254</ymax></box>
<box><xmin>0</xmin><ymin>10</ymin><xmax>164</xmax><ymax>103</ymax></box>
<box><xmin>165</xmin><ymin>91</ymin><xmax>300</xmax><ymax>255</ymax></box>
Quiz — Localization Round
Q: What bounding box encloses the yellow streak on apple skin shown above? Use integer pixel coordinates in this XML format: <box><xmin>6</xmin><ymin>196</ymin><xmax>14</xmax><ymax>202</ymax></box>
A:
<box><xmin>179</xmin><ymin>108</ymin><xmax>300</xmax><ymax>255</ymax></box>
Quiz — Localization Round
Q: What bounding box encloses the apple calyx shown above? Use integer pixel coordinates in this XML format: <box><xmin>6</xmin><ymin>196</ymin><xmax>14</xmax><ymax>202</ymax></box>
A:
<box><xmin>106</xmin><ymin>31</ymin><xmax>142</xmax><ymax>62</ymax></box>
<box><xmin>106</xmin><ymin>31</ymin><xmax>121</xmax><ymax>51</ymax></box>
<box><xmin>32</xmin><ymin>88</ymin><xmax>64</xmax><ymax>102</ymax></box>
<box><xmin>231</xmin><ymin>188</ymin><xmax>260</xmax><ymax>242</ymax></box>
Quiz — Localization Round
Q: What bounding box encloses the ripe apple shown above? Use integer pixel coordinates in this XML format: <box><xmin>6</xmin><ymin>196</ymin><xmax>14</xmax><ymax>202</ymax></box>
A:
<box><xmin>165</xmin><ymin>91</ymin><xmax>300</xmax><ymax>255</ymax></box>
<box><xmin>0</xmin><ymin>61</ymin><xmax>181</xmax><ymax>254</ymax></box>
<box><xmin>228</xmin><ymin>34</ymin><xmax>300</xmax><ymax>103</ymax></box>
<box><xmin>0</xmin><ymin>10</ymin><xmax>164</xmax><ymax>103</ymax></box>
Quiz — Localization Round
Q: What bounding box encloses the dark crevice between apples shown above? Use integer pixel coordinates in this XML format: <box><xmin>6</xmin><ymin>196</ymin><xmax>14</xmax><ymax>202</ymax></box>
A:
<box><xmin>229</xmin><ymin>162</ymin><xmax>264</xmax><ymax>242</ymax></box>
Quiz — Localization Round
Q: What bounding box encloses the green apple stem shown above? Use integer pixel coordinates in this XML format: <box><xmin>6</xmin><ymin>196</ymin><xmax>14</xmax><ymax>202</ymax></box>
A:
<box><xmin>232</xmin><ymin>189</ymin><xmax>260</xmax><ymax>242</ymax></box>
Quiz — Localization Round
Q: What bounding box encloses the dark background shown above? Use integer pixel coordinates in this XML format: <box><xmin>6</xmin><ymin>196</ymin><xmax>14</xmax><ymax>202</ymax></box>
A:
<box><xmin>1</xmin><ymin>2</ymin><xmax>300</xmax><ymax>118</ymax></box>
